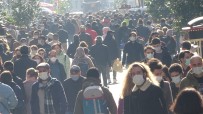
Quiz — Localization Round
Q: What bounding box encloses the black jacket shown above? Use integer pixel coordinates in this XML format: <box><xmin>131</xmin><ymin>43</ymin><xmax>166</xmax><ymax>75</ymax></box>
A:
<box><xmin>124</xmin><ymin>84</ymin><xmax>168</xmax><ymax>114</ymax></box>
<box><xmin>79</xmin><ymin>32</ymin><xmax>93</xmax><ymax>47</ymax></box>
<box><xmin>118</xmin><ymin>26</ymin><xmax>131</xmax><ymax>44</ymax></box>
<box><xmin>63</xmin><ymin>76</ymin><xmax>85</xmax><ymax>112</ymax></box>
<box><xmin>67</xmin><ymin>42</ymin><xmax>79</xmax><ymax>59</ymax></box>
<box><xmin>90</xmin><ymin>43</ymin><xmax>110</xmax><ymax>66</ymax></box>
<box><xmin>122</xmin><ymin>41</ymin><xmax>144</xmax><ymax>65</ymax></box>
<box><xmin>58</xmin><ymin>29</ymin><xmax>69</xmax><ymax>43</ymax></box>
<box><xmin>103</xmin><ymin>37</ymin><xmax>119</xmax><ymax>61</ymax></box>
<box><xmin>136</xmin><ymin>25</ymin><xmax>151</xmax><ymax>43</ymax></box>
<box><xmin>14</xmin><ymin>55</ymin><xmax>37</xmax><ymax>81</ymax></box>
<box><xmin>154</xmin><ymin>47</ymin><xmax>172</xmax><ymax>67</ymax></box>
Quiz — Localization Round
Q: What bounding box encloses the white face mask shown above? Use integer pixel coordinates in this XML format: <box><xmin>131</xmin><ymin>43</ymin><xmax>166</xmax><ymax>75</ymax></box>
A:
<box><xmin>172</xmin><ymin>75</ymin><xmax>181</xmax><ymax>84</ymax></box>
<box><xmin>154</xmin><ymin>46</ymin><xmax>161</xmax><ymax>53</ymax></box>
<box><xmin>146</xmin><ymin>53</ymin><xmax>154</xmax><ymax>59</ymax></box>
<box><xmin>50</xmin><ymin>57</ymin><xmax>57</xmax><ymax>62</ymax></box>
<box><xmin>132</xmin><ymin>75</ymin><xmax>145</xmax><ymax>85</ymax></box>
<box><xmin>130</xmin><ymin>37</ymin><xmax>136</xmax><ymax>41</ymax></box>
<box><xmin>155</xmin><ymin>76</ymin><xmax>163</xmax><ymax>82</ymax></box>
<box><xmin>185</xmin><ymin>59</ymin><xmax>190</xmax><ymax>66</ymax></box>
<box><xmin>34</xmin><ymin>59</ymin><xmax>41</xmax><ymax>64</ymax></box>
<box><xmin>192</xmin><ymin>67</ymin><xmax>203</xmax><ymax>75</ymax></box>
<box><xmin>71</xmin><ymin>75</ymin><xmax>79</xmax><ymax>81</ymax></box>
<box><xmin>39</xmin><ymin>72</ymin><xmax>49</xmax><ymax>80</ymax></box>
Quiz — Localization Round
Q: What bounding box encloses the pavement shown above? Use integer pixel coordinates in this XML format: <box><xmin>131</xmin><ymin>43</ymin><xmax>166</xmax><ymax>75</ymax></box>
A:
<box><xmin>106</xmin><ymin>70</ymin><xmax>127</xmax><ymax>106</ymax></box>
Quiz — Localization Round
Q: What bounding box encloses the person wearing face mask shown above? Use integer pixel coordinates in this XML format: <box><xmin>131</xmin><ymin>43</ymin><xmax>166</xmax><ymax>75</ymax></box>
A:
<box><xmin>151</xmin><ymin>38</ymin><xmax>172</xmax><ymax>67</ymax></box>
<box><xmin>180</xmin><ymin>55</ymin><xmax>203</xmax><ymax>94</ymax></box>
<box><xmin>48</xmin><ymin>50</ymin><xmax>66</xmax><ymax>82</ymax></box>
<box><xmin>142</xmin><ymin>45</ymin><xmax>155</xmax><ymax>63</ymax></box>
<box><xmin>29</xmin><ymin>31</ymin><xmax>39</xmax><ymax>46</ymax></box>
<box><xmin>178</xmin><ymin>50</ymin><xmax>192</xmax><ymax>78</ymax></box>
<box><xmin>32</xmin><ymin>54</ymin><xmax>44</xmax><ymax>65</ymax></box>
<box><xmin>31</xmin><ymin>62</ymin><xmax>67</xmax><ymax>114</ymax></box>
<box><xmin>37</xmin><ymin>36</ymin><xmax>51</xmax><ymax>57</ymax></box>
<box><xmin>148</xmin><ymin>58</ymin><xmax>173</xmax><ymax>114</ymax></box>
<box><xmin>122</xmin><ymin>32</ymin><xmax>144</xmax><ymax>67</ymax></box>
<box><xmin>63</xmin><ymin>65</ymin><xmax>85</xmax><ymax>114</ymax></box>
<box><xmin>119</xmin><ymin>62</ymin><xmax>168</xmax><ymax>114</ymax></box>
<box><xmin>30</xmin><ymin>45</ymin><xmax>38</xmax><ymax>58</ymax></box>
<box><xmin>169</xmin><ymin>63</ymin><xmax>183</xmax><ymax>98</ymax></box>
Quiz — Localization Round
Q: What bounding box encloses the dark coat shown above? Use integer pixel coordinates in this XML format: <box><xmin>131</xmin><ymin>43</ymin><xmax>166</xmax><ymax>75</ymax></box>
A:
<box><xmin>79</xmin><ymin>32</ymin><xmax>93</xmax><ymax>47</ymax></box>
<box><xmin>122</xmin><ymin>41</ymin><xmax>144</xmax><ymax>65</ymax></box>
<box><xmin>48</xmin><ymin>60</ymin><xmax>67</xmax><ymax>82</ymax></box>
<box><xmin>31</xmin><ymin>79</ymin><xmax>67</xmax><ymax>114</ymax></box>
<box><xmin>89</xmin><ymin>43</ymin><xmax>110</xmax><ymax>66</ymax></box>
<box><xmin>103</xmin><ymin>36</ymin><xmax>119</xmax><ymax>61</ymax></box>
<box><xmin>58</xmin><ymin>29</ymin><xmax>69</xmax><ymax>43</ymax></box>
<box><xmin>154</xmin><ymin>47</ymin><xmax>172</xmax><ymax>67</ymax></box>
<box><xmin>124</xmin><ymin>84</ymin><xmax>168</xmax><ymax>114</ymax></box>
<box><xmin>66</xmin><ymin>42</ymin><xmax>79</xmax><ymax>59</ymax></box>
<box><xmin>14</xmin><ymin>55</ymin><xmax>37</xmax><ymax>81</ymax></box>
<box><xmin>136</xmin><ymin>25</ymin><xmax>151</xmax><ymax>43</ymax></box>
<box><xmin>118</xmin><ymin>26</ymin><xmax>131</xmax><ymax>44</ymax></box>
<box><xmin>63</xmin><ymin>76</ymin><xmax>85</xmax><ymax>112</ymax></box>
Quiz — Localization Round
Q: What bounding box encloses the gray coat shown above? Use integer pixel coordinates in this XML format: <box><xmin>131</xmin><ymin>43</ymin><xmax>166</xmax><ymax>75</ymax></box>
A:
<box><xmin>0</xmin><ymin>82</ymin><xmax>18</xmax><ymax>114</ymax></box>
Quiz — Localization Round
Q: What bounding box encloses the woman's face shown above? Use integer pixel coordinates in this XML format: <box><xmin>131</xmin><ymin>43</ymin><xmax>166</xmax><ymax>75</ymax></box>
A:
<box><xmin>153</xmin><ymin>69</ymin><xmax>163</xmax><ymax>77</ymax></box>
<box><xmin>130</xmin><ymin>66</ymin><xmax>144</xmax><ymax>78</ymax></box>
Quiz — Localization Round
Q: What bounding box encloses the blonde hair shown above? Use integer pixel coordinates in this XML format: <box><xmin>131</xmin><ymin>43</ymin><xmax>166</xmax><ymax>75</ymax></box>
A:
<box><xmin>120</xmin><ymin>62</ymin><xmax>159</xmax><ymax>99</ymax></box>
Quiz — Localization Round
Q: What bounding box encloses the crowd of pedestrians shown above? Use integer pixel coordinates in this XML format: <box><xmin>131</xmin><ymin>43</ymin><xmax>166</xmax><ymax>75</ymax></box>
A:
<box><xmin>0</xmin><ymin>10</ymin><xmax>203</xmax><ymax>114</ymax></box>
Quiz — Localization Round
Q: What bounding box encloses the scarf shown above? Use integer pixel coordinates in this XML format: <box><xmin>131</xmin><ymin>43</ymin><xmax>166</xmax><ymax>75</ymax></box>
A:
<box><xmin>39</xmin><ymin>78</ymin><xmax>56</xmax><ymax>114</ymax></box>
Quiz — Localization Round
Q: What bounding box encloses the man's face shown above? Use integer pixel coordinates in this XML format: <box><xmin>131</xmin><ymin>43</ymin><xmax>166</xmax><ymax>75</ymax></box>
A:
<box><xmin>49</xmin><ymin>51</ymin><xmax>56</xmax><ymax>58</ymax></box>
<box><xmin>191</xmin><ymin>58</ymin><xmax>203</xmax><ymax>69</ymax></box>
<box><xmin>38</xmin><ymin>67</ymin><xmax>49</xmax><ymax>73</ymax></box>
<box><xmin>181</xmin><ymin>52</ymin><xmax>191</xmax><ymax>64</ymax></box>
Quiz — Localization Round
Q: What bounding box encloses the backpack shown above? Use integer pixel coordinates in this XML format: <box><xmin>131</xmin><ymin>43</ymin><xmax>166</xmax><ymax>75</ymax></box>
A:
<box><xmin>83</xmin><ymin>86</ymin><xmax>108</xmax><ymax>114</ymax></box>
<box><xmin>78</xmin><ymin>59</ymin><xmax>89</xmax><ymax>76</ymax></box>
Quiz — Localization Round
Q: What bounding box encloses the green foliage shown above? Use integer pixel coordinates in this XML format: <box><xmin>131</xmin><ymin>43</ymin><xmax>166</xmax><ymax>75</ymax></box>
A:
<box><xmin>170</xmin><ymin>0</ymin><xmax>203</xmax><ymax>28</ymax></box>
<box><xmin>145</xmin><ymin>0</ymin><xmax>172</xmax><ymax>20</ymax></box>
<box><xmin>11</xmin><ymin>0</ymin><xmax>39</xmax><ymax>26</ymax></box>
<box><xmin>58</xmin><ymin>0</ymin><xmax>71</xmax><ymax>14</ymax></box>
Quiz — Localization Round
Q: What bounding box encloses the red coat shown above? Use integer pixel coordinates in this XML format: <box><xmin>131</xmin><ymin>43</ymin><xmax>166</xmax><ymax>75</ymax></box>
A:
<box><xmin>86</xmin><ymin>28</ymin><xmax>98</xmax><ymax>44</ymax></box>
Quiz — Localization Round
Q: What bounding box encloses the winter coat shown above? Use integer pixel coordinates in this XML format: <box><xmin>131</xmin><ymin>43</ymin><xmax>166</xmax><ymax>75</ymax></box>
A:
<box><xmin>63</xmin><ymin>76</ymin><xmax>85</xmax><ymax>112</ymax></box>
<box><xmin>85</xmin><ymin>28</ymin><xmax>98</xmax><ymax>44</ymax></box>
<box><xmin>124</xmin><ymin>80</ymin><xmax>168</xmax><ymax>114</ymax></box>
<box><xmin>136</xmin><ymin>25</ymin><xmax>151</xmax><ymax>43</ymax></box>
<box><xmin>154</xmin><ymin>47</ymin><xmax>172</xmax><ymax>67</ymax></box>
<box><xmin>0</xmin><ymin>82</ymin><xmax>18</xmax><ymax>114</ymax></box>
<box><xmin>67</xmin><ymin>42</ymin><xmax>79</xmax><ymax>59</ymax></box>
<box><xmin>48</xmin><ymin>59</ymin><xmax>67</xmax><ymax>82</ymax></box>
<box><xmin>122</xmin><ymin>41</ymin><xmax>144</xmax><ymax>66</ymax></box>
<box><xmin>14</xmin><ymin>55</ymin><xmax>37</xmax><ymax>81</ymax></box>
<box><xmin>89</xmin><ymin>43</ymin><xmax>110</xmax><ymax>66</ymax></box>
<box><xmin>79</xmin><ymin>32</ymin><xmax>93</xmax><ymax>47</ymax></box>
<box><xmin>180</xmin><ymin>70</ymin><xmax>203</xmax><ymax>91</ymax></box>
<box><xmin>58</xmin><ymin>29</ymin><xmax>69</xmax><ymax>43</ymax></box>
<box><xmin>103</xmin><ymin>36</ymin><xmax>119</xmax><ymax>61</ymax></box>
<box><xmin>74</xmin><ymin>78</ymin><xmax>117</xmax><ymax>114</ymax></box>
<box><xmin>31</xmin><ymin>78</ymin><xmax>67</xmax><ymax>114</ymax></box>
<box><xmin>118</xmin><ymin>26</ymin><xmax>131</xmax><ymax>44</ymax></box>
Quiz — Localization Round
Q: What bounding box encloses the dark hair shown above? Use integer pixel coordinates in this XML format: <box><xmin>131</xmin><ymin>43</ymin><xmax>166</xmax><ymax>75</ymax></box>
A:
<box><xmin>182</xmin><ymin>41</ymin><xmax>191</xmax><ymax>50</ymax></box>
<box><xmin>178</xmin><ymin>50</ymin><xmax>190</xmax><ymax>62</ymax></box>
<box><xmin>86</xmin><ymin>67</ymin><xmax>100</xmax><ymax>79</ymax></box>
<box><xmin>170</xmin><ymin>88</ymin><xmax>203</xmax><ymax>114</ymax></box>
<box><xmin>52</xmin><ymin>43</ymin><xmax>62</xmax><ymax>49</ymax></box>
<box><xmin>73</xmin><ymin>34</ymin><xmax>80</xmax><ymax>43</ymax></box>
<box><xmin>4</xmin><ymin>61</ymin><xmax>14</xmax><ymax>72</ymax></box>
<box><xmin>26</xmin><ymin>68</ymin><xmax>38</xmax><ymax>78</ymax></box>
<box><xmin>20</xmin><ymin>45</ymin><xmax>29</xmax><ymax>55</ymax></box>
<box><xmin>151</xmin><ymin>38</ymin><xmax>161</xmax><ymax>45</ymax></box>
<box><xmin>147</xmin><ymin>58</ymin><xmax>163</xmax><ymax>72</ymax></box>
<box><xmin>169</xmin><ymin>63</ymin><xmax>183</xmax><ymax>74</ymax></box>
<box><xmin>0</xmin><ymin>71</ymin><xmax>13</xmax><ymax>84</ymax></box>
<box><xmin>84</xmin><ymin>47</ymin><xmax>89</xmax><ymax>54</ymax></box>
<box><xmin>162</xmin><ymin>65</ymin><xmax>171</xmax><ymax>81</ymax></box>
<box><xmin>39</xmin><ymin>35</ymin><xmax>46</xmax><ymax>41</ymax></box>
